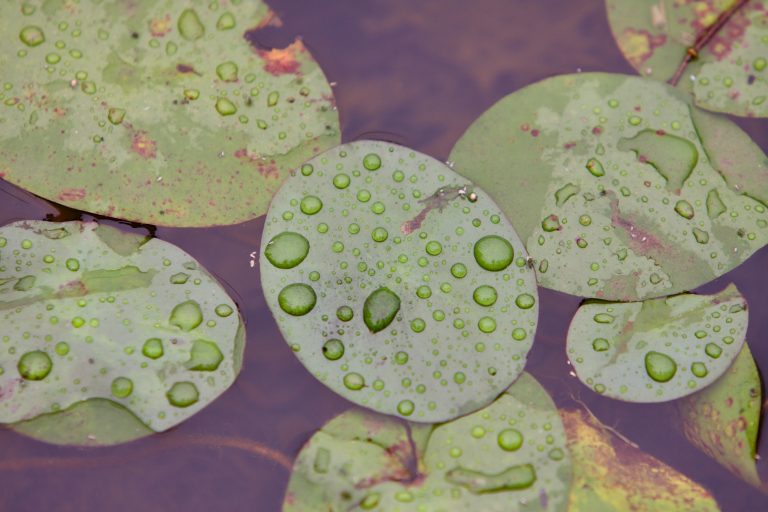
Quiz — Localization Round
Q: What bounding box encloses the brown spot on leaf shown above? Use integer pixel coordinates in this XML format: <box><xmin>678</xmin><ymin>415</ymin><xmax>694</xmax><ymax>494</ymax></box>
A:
<box><xmin>131</xmin><ymin>131</ymin><xmax>157</xmax><ymax>159</ymax></box>
<box><xmin>149</xmin><ymin>14</ymin><xmax>172</xmax><ymax>37</ymax></box>
<box><xmin>59</xmin><ymin>188</ymin><xmax>87</xmax><ymax>201</ymax></box>
<box><xmin>617</xmin><ymin>28</ymin><xmax>666</xmax><ymax>67</ymax></box>
<box><xmin>258</xmin><ymin>40</ymin><xmax>304</xmax><ymax>76</ymax></box>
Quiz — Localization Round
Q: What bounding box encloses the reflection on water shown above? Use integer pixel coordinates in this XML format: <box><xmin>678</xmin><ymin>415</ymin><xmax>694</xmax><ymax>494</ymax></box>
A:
<box><xmin>1</xmin><ymin>0</ymin><xmax>767</xmax><ymax>511</ymax></box>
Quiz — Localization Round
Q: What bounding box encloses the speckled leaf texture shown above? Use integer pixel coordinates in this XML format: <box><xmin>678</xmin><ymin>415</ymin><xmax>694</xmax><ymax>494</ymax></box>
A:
<box><xmin>0</xmin><ymin>221</ymin><xmax>245</xmax><ymax>446</ymax></box>
<box><xmin>562</xmin><ymin>409</ymin><xmax>720</xmax><ymax>511</ymax></box>
<box><xmin>606</xmin><ymin>0</ymin><xmax>768</xmax><ymax>117</ymax></box>
<box><xmin>260</xmin><ymin>141</ymin><xmax>539</xmax><ymax>423</ymax></box>
<box><xmin>283</xmin><ymin>373</ymin><xmax>572</xmax><ymax>512</ymax></box>
<box><xmin>449</xmin><ymin>73</ymin><xmax>768</xmax><ymax>301</ymax></box>
<box><xmin>567</xmin><ymin>285</ymin><xmax>747</xmax><ymax>402</ymax></box>
<box><xmin>676</xmin><ymin>344</ymin><xmax>764</xmax><ymax>489</ymax></box>
<box><xmin>0</xmin><ymin>0</ymin><xmax>339</xmax><ymax>226</ymax></box>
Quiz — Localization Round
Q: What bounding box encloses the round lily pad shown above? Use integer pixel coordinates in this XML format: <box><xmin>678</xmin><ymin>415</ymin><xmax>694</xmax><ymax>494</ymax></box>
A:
<box><xmin>566</xmin><ymin>284</ymin><xmax>747</xmax><ymax>402</ymax></box>
<box><xmin>283</xmin><ymin>373</ymin><xmax>572</xmax><ymax>511</ymax></box>
<box><xmin>562</xmin><ymin>408</ymin><xmax>720</xmax><ymax>511</ymax></box>
<box><xmin>606</xmin><ymin>0</ymin><xmax>768</xmax><ymax>117</ymax></box>
<box><xmin>449</xmin><ymin>73</ymin><xmax>768</xmax><ymax>301</ymax></box>
<box><xmin>0</xmin><ymin>220</ymin><xmax>245</xmax><ymax>446</ymax></box>
<box><xmin>0</xmin><ymin>1</ymin><xmax>339</xmax><ymax>226</ymax></box>
<box><xmin>260</xmin><ymin>141</ymin><xmax>539</xmax><ymax>422</ymax></box>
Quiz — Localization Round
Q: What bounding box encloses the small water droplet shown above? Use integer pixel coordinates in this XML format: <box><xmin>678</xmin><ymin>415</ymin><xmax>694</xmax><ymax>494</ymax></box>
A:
<box><xmin>111</xmin><ymin>377</ymin><xmax>134</xmax><ymax>398</ymax></box>
<box><xmin>473</xmin><ymin>285</ymin><xmax>498</xmax><ymax>307</ymax></box>
<box><xmin>332</xmin><ymin>173</ymin><xmax>350</xmax><ymax>189</ymax></box>
<box><xmin>142</xmin><ymin>338</ymin><xmax>164</xmax><ymax>359</ymax></box>
<box><xmin>691</xmin><ymin>362</ymin><xmax>708</xmax><ymax>378</ymax></box>
<box><xmin>705</xmin><ymin>343</ymin><xmax>722</xmax><ymax>359</ymax></box>
<box><xmin>178</xmin><ymin>9</ymin><xmax>205</xmax><ymax>40</ymax></box>
<box><xmin>363</xmin><ymin>153</ymin><xmax>381</xmax><ymax>171</ymax></box>
<box><xmin>343</xmin><ymin>372</ymin><xmax>365</xmax><ymax>390</ymax></box>
<box><xmin>216</xmin><ymin>61</ymin><xmax>238</xmax><ymax>82</ymax></box>
<box><xmin>363</xmin><ymin>287</ymin><xmax>400</xmax><ymax>332</ymax></box>
<box><xmin>322</xmin><ymin>339</ymin><xmax>345</xmax><ymax>360</ymax></box>
<box><xmin>215</xmin><ymin>97</ymin><xmax>237</xmax><ymax>116</ymax></box>
<box><xmin>186</xmin><ymin>339</ymin><xmax>224</xmax><ymax>371</ymax></box>
<box><xmin>397</xmin><ymin>399</ymin><xmax>414</xmax><ymax>416</ymax></box>
<box><xmin>497</xmin><ymin>429</ymin><xmax>523</xmax><ymax>451</ymax></box>
<box><xmin>585</xmin><ymin>158</ymin><xmax>605</xmax><ymax>177</ymax></box>
<box><xmin>674</xmin><ymin>200</ymin><xmax>694</xmax><ymax>219</ymax></box>
<box><xmin>592</xmin><ymin>338</ymin><xmax>610</xmax><ymax>351</ymax></box>
<box><xmin>19</xmin><ymin>26</ymin><xmax>45</xmax><ymax>47</ymax></box>
<box><xmin>265</xmin><ymin>231</ymin><xmax>310</xmax><ymax>269</ymax></box>
<box><xmin>593</xmin><ymin>313</ymin><xmax>614</xmax><ymax>324</ymax></box>
<box><xmin>108</xmin><ymin>108</ymin><xmax>126</xmax><ymax>125</ymax></box>
<box><xmin>371</xmin><ymin>227</ymin><xmax>388</xmax><ymax>242</ymax></box>
<box><xmin>169</xmin><ymin>300</ymin><xmax>203</xmax><ymax>331</ymax></box>
<box><xmin>541</xmin><ymin>215</ymin><xmax>561</xmax><ymax>232</ymax></box>
<box><xmin>515</xmin><ymin>293</ymin><xmax>535</xmax><ymax>310</ymax></box>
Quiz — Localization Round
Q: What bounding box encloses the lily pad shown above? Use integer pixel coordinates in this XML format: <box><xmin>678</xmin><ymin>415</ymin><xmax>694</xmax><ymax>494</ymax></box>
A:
<box><xmin>0</xmin><ymin>220</ymin><xmax>245</xmax><ymax>446</ymax></box>
<box><xmin>606</xmin><ymin>0</ymin><xmax>768</xmax><ymax>117</ymax></box>
<box><xmin>0</xmin><ymin>1</ymin><xmax>339</xmax><ymax>226</ymax></box>
<box><xmin>566</xmin><ymin>284</ymin><xmax>747</xmax><ymax>402</ymax></box>
<box><xmin>449</xmin><ymin>73</ymin><xmax>768</xmax><ymax>301</ymax></box>
<box><xmin>562</xmin><ymin>408</ymin><xmax>720</xmax><ymax>511</ymax></box>
<box><xmin>283</xmin><ymin>373</ymin><xmax>572</xmax><ymax>511</ymax></box>
<box><xmin>676</xmin><ymin>344</ymin><xmax>763</xmax><ymax>488</ymax></box>
<box><xmin>260</xmin><ymin>141</ymin><xmax>539</xmax><ymax>422</ymax></box>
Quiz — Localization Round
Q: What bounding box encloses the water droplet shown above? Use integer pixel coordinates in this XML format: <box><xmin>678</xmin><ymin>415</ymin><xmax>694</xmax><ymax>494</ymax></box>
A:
<box><xmin>17</xmin><ymin>350</ymin><xmax>52</xmax><ymax>380</ymax></box>
<box><xmin>473</xmin><ymin>285</ymin><xmax>498</xmax><ymax>307</ymax></box>
<box><xmin>410</xmin><ymin>318</ymin><xmax>426</xmax><ymax>333</ymax></box>
<box><xmin>371</xmin><ymin>227</ymin><xmax>388</xmax><ymax>242</ymax></box>
<box><xmin>705</xmin><ymin>343</ymin><xmax>722</xmax><ymax>359</ymax></box>
<box><xmin>336</xmin><ymin>306</ymin><xmax>353</xmax><ymax>322</ymax></box>
<box><xmin>356</xmin><ymin>189</ymin><xmax>371</xmax><ymax>202</ymax></box>
<box><xmin>167</xmin><ymin>381</ymin><xmax>200</xmax><ymax>407</ymax></box>
<box><xmin>71</xmin><ymin>317</ymin><xmax>85</xmax><ymax>328</ymax></box>
<box><xmin>691</xmin><ymin>362</ymin><xmax>708</xmax><ymax>378</ymax></box>
<box><xmin>446</xmin><ymin>464</ymin><xmax>536</xmax><ymax>493</ymax></box>
<box><xmin>592</xmin><ymin>338</ymin><xmax>610</xmax><ymax>351</ymax></box>
<box><xmin>673</xmin><ymin>199</ymin><xmax>695</xmax><ymax>220</ymax></box>
<box><xmin>343</xmin><ymin>372</ymin><xmax>365</xmax><ymax>390</ymax></box>
<box><xmin>512</xmin><ymin>328</ymin><xmax>527</xmax><ymax>341</ymax></box>
<box><xmin>169</xmin><ymin>300</ymin><xmax>203</xmax><ymax>331</ymax></box>
<box><xmin>45</xmin><ymin>52</ymin><xmax>61</xmax><ymax>64</ymax></box>
<box><xmin>186</xmin><ymin>339</ymin><xmax>224</xmax><ymax>371</ymax></box>
<box><xmin>555</xmin><ymin>183</ymin><xmax>579</xmax><ymax>206</ymax></box>
<box><xmin>142</xmin><ymin>338</ymin><xmax>164</xmax><ymax>359</ymax></box>
<box><xmin>394</xmin><ymin>351</ymin><xmax>409</xmax><ymax>365</ymax></box>
<box><xmin>692</xmin><ymin>228</ymin><xmax>709</xmax><ymax>244</ymax></box>
<box><xmin>265</xmin><ymin>231</ymin><xmax>310</xmax><ymax>269</ymax></box>
<box><xmin>19</xmin><ymin>26</ymin><xmax>45</xmax><ymax>47</ymax></box>
<box><xmin>644</xmin><ymin>351</ymin><xmax>677</xmax><ymax>382</ymax></box>
<box><xmin>215</xmin><ymin>304</ymin><xmax>233</xmax><ymax>317</ymax></box>
<box><xmin>363</xmin><ymin>153</ymin><xmax>381</xmax><ymax>170</ymax></box>
<box><xmin>473</xmin><ymin>235</ymin><xmax>514</xmax><ymax>271</ymax></box>
<box><xmin>333</xmin><ymin>173</ymin><xmax>350</xmax><ymax>189</ymax></box>
<box><xmin>322</xmin><ymin>339</ymin><xmax>345</xmax><ymax>360</ymax></box>
<box><xmin>111</xmin><ymin>377</ymin><xmax>134</xmax><ymax>398</ymax></box>
<box><xmin>178</xmin><ymin>9</ymin><xmax>205</xmax><ymax>40</ymax></box>
<box><xmin>217</xmin><ymin>12</ymin><xmax>236</xmax><ymax>30</ymax></box>
<box><xmin>170</xmin><ymin>272</ymin><xmax>190</xmax><ymax>284</ymax></box>
<box><xmin>102</xmin><ymin>107</ymin><xmax>126</xmax><ymax>128</ymax></box>
<box><xmin>215</xmin><ymin>97</ymin><xmax>237</xmax><ymax>116</ymax></box>
<box><xmin>363</xmin><ymin>287</ymin><xmax>400</xmax><ymax>332</ymax></box>
<box><xmin>298</xmin><ymin>195</ymin><xmax>323</xmax><ymax>216</ymax></box>
<box><xmin>216</xmin><ymin>61</ymin><xmax>238</xmax><ymax>82</ymax></box>
<box><xmin>450</xmin><ymin>263</ymin><xmax>467</xmax><ymax>278</ymax></box>
<box><xmin>541</xmin><ymin>215</ymin><xmax>561</xmax><ymax>232</ymax></box>
<box><xmin>515</xmin><ymin>293</ymin><xmax>535</xmax><ymax>310</ymax></box>
<box><xmin>497</xmin><ymin>428</ymin><xmax>523</xmax><ymax>451</ymax></box>
<box><xmin>278</xmin><ymin>283</ymin><xmax>317</xmax><ymax>316</ymax></box>
<box><xmin>55</xmin><ymin>342</ymin><xmax>69</xmax><ymax>356</ymax></box>
<box><xmin>585</xmin><ymin>158</ymin><xmax>605</xmax><ymax>177</ymax></box>
<box><xmin>397</xmin><ymin>399</ymin><xmax>414</xmax><ymax>416</ymax></box>
<box><xmin>478</xmin><ymin>316</ymin><xmax>496</xmax><ymax>333</ymax></box>
<box><xmin>415</xmin><ymin>285</ymin><xmax>432</xmax><ymax>299</ymax></box>
<box><xmin>593</xmin><ymin>313</ymin><xmax>615</xmax><ymax>324</ymax></box>
<box><xmin>424</xmin><ymin>240</ymin><xmax>442</xmax><ymax>256</ymax></box>
<box><xmin>14</xmin><ymin>275</ymin><xmax>36</xmax><ymax>291</ymax></box>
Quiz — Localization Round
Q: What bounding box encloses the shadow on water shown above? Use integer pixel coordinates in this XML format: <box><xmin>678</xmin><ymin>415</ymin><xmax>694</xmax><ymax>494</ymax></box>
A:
<box><xmin>1</xmin><ymin>1</ymin><xmax>768</xmax><ymax>511</ymax></box>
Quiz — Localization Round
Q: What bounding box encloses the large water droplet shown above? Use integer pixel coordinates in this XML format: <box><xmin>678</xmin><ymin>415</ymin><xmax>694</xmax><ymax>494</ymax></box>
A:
<box><xmin>216</xmin><ymin>61</ymin><xmax>238</xmax><ymax>82</ymax></box>
<box><xmin>478</xmin><ymin>316</ymin><xmax>496</xmax><ymax>333</ymax></box>
<box><xmin>450</xmin><ymin>263</ymin><xmax>467</xmax><ymax>278</ymax></box>
<box><xmin>186</xmin><ymin>339</ymin><xmax>224</xmax><ymax>371</ymax></box>
<box><xmin>515</xmin><ymin>293</ymin><xmax>535</xmax><ymax>310</ymax></box>
<box><xmin>644</xmin><ymin>351</ymin><xmax>677</xmax><ymax>382</ymax></box>
<box><xmin>473</xmin><ymin>236</ymin><xmax>514</xmax><ymax>271</ymax></box>
<box><xmin>66</xmin><ymin>258</ymin><xmax>80</xmax><ymax>271</ymax></box>
<box><xmin>343</xmin><ymin>372</ymin><xmax>365</xmax><ymax>390</ymax></box>
<box><xmin>300</xmin><ymin>195</ymin><xmax>323</xmax><ymax>215</ymax></box>
<box><xmin>363</xmin><ymin>153</ymin><xmax>381</xmax><ymax>170</ymax></box>
<box><xmin>18</xmin><ymin>350</ymin><xmax>52</xmax><ymax>380</ymax></box>
<box><xmin>169</xmin><ymin>300</ymin><xmax>203</xmax><ymax>331</ymax></box>
<box><xmin>363</xmin><ymin>287</ymin><xmax>400</xmax><ymax>332</ymax></box>
<box><xmin>278</xmin><ymin>283</ymin><xmax>317</xmax><ymax>316</ymax></box>
<box><xmin>111</xmin><ymin>377</ymin><xmax>134</xmax><ymax>398</ymax></box>
<box><xmin>446</xmin><ymin>464</ymin><xmax>536</xmax><ymax>494</ymax></box>
<box><xmin>215</xmin><ymin>97</ymin><xmax>237</xmax><ymax>116</ymax></box>
<box><xmin>19</xmin><ymin>26</ymin><xmax>45</xmax><ymax>47</ymax></box>
<box><xmin>167</xmin><ymin>381</ymin><xmax>200</xmax><ymax>407</ymax></box>
<box><xmin>178</xmin><ymin>9</ymin><xmax>205</xmax><ymax>40</ymax></box>
<box><xmin>265</xmin><ymin>231</ymin><xmax>309</xmax><ymax>269</ymax></box>
<box><xmin>397</xmin><ymin>399</ymin><xmax>414</xmax><ymax>416</ymax></box>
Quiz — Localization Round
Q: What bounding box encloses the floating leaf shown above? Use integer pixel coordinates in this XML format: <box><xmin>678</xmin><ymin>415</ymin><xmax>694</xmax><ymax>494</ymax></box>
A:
<box><xmin>0</xmin><ymin>221</ymin><xmax>244</xmax><ymax>446</ymax></box>
<box><xmin>562</xmin><ymin>408</ymin><xmax>720</xmax><ymax>511</ymax></box>
<box><xmin>606</xmin><ymin>0</ymin><xmax>768</xmax><ymax>117</ymax></box>
<box><xmin>260</xmin><ymin>141</ymin><xmax>539</xmax><ymax>422</ymax></box>
<box><xmin>676</xmin><ymin>344</ymin><xmax>763</xmax><ymax>488</ymax></box>
<box><xmin>449</xmin><ymin>73</ymin><xmax>768</xmax><ymax>300</ymax></box>
<box><xmin>566</xmin><ymin>284</ymin><xmax>747</xmax><ymax>402</ymax></box>
<box><xmin>0</xmin><ymin>1</ymin><xmax>339</xmax><ymax>226</ymax></box>
<box><xmin>283</xmin><ymin>373</ymin><xmax>572</xmax><ymax>511</ymax></box>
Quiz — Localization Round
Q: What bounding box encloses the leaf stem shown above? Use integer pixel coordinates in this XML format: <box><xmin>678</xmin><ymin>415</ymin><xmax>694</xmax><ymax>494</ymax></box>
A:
<box><xmin>668</xmin><ymin>0</ymin><xmax>750</xmax><ymax>86</ymax></box>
